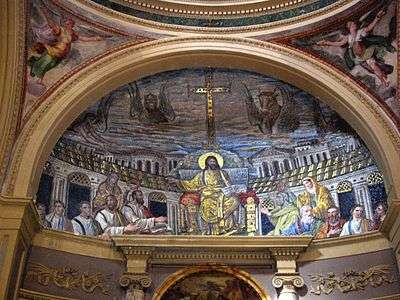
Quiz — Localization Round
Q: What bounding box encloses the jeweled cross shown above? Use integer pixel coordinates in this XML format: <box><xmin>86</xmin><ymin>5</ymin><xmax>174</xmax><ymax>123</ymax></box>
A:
<box><xmin>191</xmin><ymin>72</ymin><xmax>230</xmax><ymax>148</ymax></box>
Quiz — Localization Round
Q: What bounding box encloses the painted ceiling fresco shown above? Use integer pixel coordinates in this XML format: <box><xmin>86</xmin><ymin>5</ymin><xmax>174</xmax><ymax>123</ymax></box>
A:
<box><xmin>289</xmin><ymin>0</ymin><xmax>398</xmax><ymax>118</ymax></box>
<box><xmin>36</xmin><ymin>68</ymin><xmax>388</xmax><ymax>239</ymax></box>
<box><xmin>24</xmin><ymin>0</ymin><xmax>157</xmax><ymax>121</ymax></box>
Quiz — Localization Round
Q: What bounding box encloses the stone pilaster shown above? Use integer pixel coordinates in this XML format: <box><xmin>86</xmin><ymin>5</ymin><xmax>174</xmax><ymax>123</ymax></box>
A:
<box><xmin>115</xmin><ymin>245</ymin><xmax>155</xmax><ymax>300</ymax></box>
<box><xmin>0</xmin><ymin>196</ymin><xmax>40</xmax><ymax>299</ymax></box>
<box><xmin>381</xmin><ymin>199</ymin><xmax>400</xmax><ymax>273</ymax></box>
<box><xmin>271</xmin><ymin>248</ymin><xmax>305</xmax><ymax>300</ymax></box>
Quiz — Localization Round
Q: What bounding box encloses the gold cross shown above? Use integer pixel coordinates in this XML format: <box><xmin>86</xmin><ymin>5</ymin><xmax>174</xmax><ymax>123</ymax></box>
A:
<box><xmin>191</xmin><ymin>72</ymin><xmax>230</xmax><ymax>148</ymax></box>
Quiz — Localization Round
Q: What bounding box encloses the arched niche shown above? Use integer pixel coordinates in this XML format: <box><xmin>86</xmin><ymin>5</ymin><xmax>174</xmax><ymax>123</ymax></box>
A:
<box><xmin>152</xmin><ymin>265</ymin><xmax>270</xmax><ymax>300</ymax></box>
<box><xmin>4</xmin><ymin>37</ymin><xmax>400</xmax><ymax>205</ymax></box>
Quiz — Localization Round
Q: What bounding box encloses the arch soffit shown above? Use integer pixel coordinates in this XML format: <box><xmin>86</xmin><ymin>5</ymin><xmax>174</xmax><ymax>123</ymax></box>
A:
<box><xmin>5</xmin><ymin>37</ymin><xmax>400</xmax><ymax>200</ymax></box>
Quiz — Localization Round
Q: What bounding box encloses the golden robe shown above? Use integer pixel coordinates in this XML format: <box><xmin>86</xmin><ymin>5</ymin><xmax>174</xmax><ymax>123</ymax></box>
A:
<box><xmin>296</xmin><ymin>178</ymin><xmax>334</xmax><ymax>220</ymax></box>
<box><xmin>180</xmin><ymin>169</ymin><xmax>239</xmax><ymax>235</ymax></box>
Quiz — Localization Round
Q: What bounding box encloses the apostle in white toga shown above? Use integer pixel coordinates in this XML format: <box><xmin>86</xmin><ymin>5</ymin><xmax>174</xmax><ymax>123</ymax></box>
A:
<box><xmin>122</xmin><ymin>190</ymin><xmax>171</xmax><ymax>234</ymax></box>
<box><xmin>72</xmin><ymin>201</ymin><xmax>103</xmax><ymax>236</ymax></box>
<box><xmin>340</xmin><ymin>205</ymin><xmax>371</xmax><ymax>236</ymax></box>
<box><xmin>45</xmin><ymin>200</ymin><xmax>73</xmax><ymax>232</ymax></box>
<box><xmin>95</xmin><ymin>195</ymin><xmax>138</xmax><ymax>236</ymax></box>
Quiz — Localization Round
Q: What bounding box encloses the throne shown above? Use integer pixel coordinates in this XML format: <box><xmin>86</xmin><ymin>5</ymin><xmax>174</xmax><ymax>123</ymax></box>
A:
<box><xmin>177</xmin><ymin>167</ymin><xmax>249</xmax><ymax>235</ymax></box>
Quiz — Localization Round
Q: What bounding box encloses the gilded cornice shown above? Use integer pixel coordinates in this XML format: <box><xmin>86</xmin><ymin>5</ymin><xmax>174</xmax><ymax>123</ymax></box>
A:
<box><xmin>0</xmin><ymin>0</ymin><xmax>26</xmax><ymax>190</ymax></box>
<box><xmin>31</xmin><ymin>231</ymin><xmax>393</xmax><ymax>263</ymax></box>
<box><xmin>299</xmin><ymin>232</ymin><xmax>392</xmax><ymax>262</ymax></box>
<box><xmin>112</xmin><ymin>234</ymin><xmax>312</xmax><ymax>248</ymax></box>
<box><xmin>72</xmin><ymin>0</ymin><xmax>361</xmax><ymax>35</ymax></box>
<box><xmin>5</xmin><ymin>37</ymin><xmax>400</xmax><ymax>199</ymax></box>
<box><xmin>112</xmin><ymin>0</ymin><xmax>313</xmax><ymax>18</ymax></box>
<box><xmin>32</xmin><ymin>229</ymin><xmax>124</xmax><ymax>261</ymax></box>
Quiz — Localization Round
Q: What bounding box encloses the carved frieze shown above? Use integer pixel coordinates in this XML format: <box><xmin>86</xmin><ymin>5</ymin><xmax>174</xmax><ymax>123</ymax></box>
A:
<box><xmin>309</xmin><ymin>264</ymin><xmax>397</xmax><ymax>295</ymax></box>
<box><xmin>26</xmin><ymin>262</ymin><xmax>112</xmax><ymax>295</ymax></box>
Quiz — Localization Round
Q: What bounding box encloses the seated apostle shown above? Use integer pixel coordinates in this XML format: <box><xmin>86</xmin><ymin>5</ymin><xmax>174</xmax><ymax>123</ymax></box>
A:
<box><xmin>282</xmin><ymin>205</ymin><xmax>323</xmax><ymax>236</ymax></box>
<box><xmin>94</xmin><ymin>195</ymin><xmax>138</xmax><ymax>236</ymax></box>
<box><xmin>122</xmin><ymin>190</ymin><xmax>171</xmax><ymax>234</ymax></box>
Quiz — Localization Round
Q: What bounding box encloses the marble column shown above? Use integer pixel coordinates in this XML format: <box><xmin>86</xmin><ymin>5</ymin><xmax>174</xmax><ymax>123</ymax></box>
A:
<box><xmin>50</xmin><ymin>171</ymin><xmax>68</xmax><ymax>209</ymax></box>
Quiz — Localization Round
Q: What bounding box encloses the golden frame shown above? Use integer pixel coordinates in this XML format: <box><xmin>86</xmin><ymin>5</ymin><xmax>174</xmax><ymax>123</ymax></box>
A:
<box><xmin>152</xmin><ymin>265</ymin><xmax>271</xmax><ymax>300</ymax></box>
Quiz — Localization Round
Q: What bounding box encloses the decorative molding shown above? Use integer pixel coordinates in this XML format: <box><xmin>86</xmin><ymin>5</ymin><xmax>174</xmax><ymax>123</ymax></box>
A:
<box><xmin>309</xmin><ymin>264</ymin><xmax>397</xmax><ymax>295</ymax></box>
<box><xmin>112</xmin><ymin>0</ymin><xmax>314</xmax><ymax>17</ymax></box>
<box><xmin>72</xmin><ymin>0</ymin><xmax>361</xmax><ymax>34</ymax></box>
<box><xmin>112</xmin><ymin>235</ymin><xmax>307</xmax><ymax>267</ymax></box>
<box><xmin>31</xmin><ymin>230</ymin><xmax>393</xmax><ymax>263</ymax></box>
<box><xmin>299</xmin><ymin>231</ymin><xmax>392</xmax><ymax>262</ymax></box>
<box><xmin>18</xmin><ymin>288</ymin><xmax>78</xmax><ymax>300</ymax></box>
<box><xmin>0</xmin><ymin>0</ymin><xmax>26</xmax><ymax>189</ymax></box>
<box><xmin>120</xmin><ymin>246</ymin><xmax>155</xmax><ymax>256</ymax></box>
<box><xmin>26</xmin><ymin>262</ymin><xmax>112</xmax><ymax>295</ymax></box>
<box><xmin>152</xmin><ymin>249</ymin><xmax>272</xmax><ymax>264</ymax></box>
<box><xmin>112</xmin><ymin>234</ymin><xmax>312</xmax><ymax>248</ymax></box>
<box><xmin>32</xmin><ymin>229</ymin><xmax>123</xmax><ymax>261</ymax></box>
<box><xmin>368</xmin><ymin>295</ymin><xmax>400</xmax><ymax>300</ymax></box>
<box><xmin>270</xmin><ymin>248</ymin><xmax>304</xmax><ymax>260</ymax></box>
<box><xmin>0</xmin><ymin>196</ymin><xmax>40</xmax><ymax>246</ymax></box>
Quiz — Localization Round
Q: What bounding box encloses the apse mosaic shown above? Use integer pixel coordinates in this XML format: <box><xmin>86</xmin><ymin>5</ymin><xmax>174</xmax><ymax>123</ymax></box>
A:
<box><xmin>35</xmin><ymin>68</ymin><xmax>388</xmax><ymax>239</ymax></box>
<box><xmin>291</xmin><ymin>0</ymin><xmax>398</xmax><ymax>118</ymax></box>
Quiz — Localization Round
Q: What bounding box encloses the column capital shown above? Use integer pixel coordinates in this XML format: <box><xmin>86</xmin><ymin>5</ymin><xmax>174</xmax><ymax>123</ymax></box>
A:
<box><xmin>119</xmin><ymin>272</ymin><xmax>152</xmax><ymax>290</ymax></box>
<box><xmin>272</xmin><ymin>273</ymin><xmax>305</xmax><ymax>289</ymax></box>
<box><xmin>272</xmin><ymin>273</ymin><xmax>305</xmax><ymax>300</ymax></box>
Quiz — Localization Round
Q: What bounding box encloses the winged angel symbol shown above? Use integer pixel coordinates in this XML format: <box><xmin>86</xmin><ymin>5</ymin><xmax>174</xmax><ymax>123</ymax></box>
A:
<box><xmin>127</xmin><ymin>82</ymin><xmax>176</xmax><ymax>124</ymax></box>
<box><xmin>241</xmin><ymin>83</ymin><xmax>294</xmax><ymax>134</ymax></box>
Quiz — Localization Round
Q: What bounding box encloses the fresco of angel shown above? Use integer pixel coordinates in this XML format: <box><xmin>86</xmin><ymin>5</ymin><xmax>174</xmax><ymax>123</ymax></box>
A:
<box><xmin>127</xmin><ymin>82</ymin><xmax>176</xmax><ymax>124</ymax></box>
<box><xmin>28</xmin><ymin>2</ymin><xmax>105</xmax><ymax>89</ymax></box>
<box><xmin>315</xmin><ymin>7</ymin><xmax>396</xmax><ymax>87</ymax></box>
<box><xmin>242</xmin><ymin>83</ymin><xmax>295</xmax><ymax>134</ymax></box>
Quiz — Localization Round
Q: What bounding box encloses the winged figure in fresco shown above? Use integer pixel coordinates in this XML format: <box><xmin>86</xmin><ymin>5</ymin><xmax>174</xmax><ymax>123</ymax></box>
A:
<box><xmin>127</xmin><ymin>82</ymin><xmax>176</xmax><ymax>124</ymax></box>
<box><xmin>316</xmin><ymin>5</ymin><xmax>396</xmax><ymax>87</ymax></box>
<box><xmin>27</xmin><ymin>1</ymin><xmax>106</xmax><ymax>94</ymax></box>
<box><xmin>242</xmin><ymin>83</ymin><xmax>296</xmax><ymax>134</ymax></box>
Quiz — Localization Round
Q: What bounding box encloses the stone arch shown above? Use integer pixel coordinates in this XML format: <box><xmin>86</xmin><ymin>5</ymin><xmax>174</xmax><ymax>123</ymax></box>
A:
<box><xmin>3</xmin><ymin>37</ymin><xmax>399</xmax><ymax>204</ymax></box>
